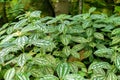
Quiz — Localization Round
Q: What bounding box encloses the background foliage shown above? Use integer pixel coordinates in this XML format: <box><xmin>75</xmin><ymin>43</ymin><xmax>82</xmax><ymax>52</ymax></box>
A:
<box><xmin>1</xmin><ymin>0</ymin><xmax>120</xmax><ymax>26</ymax></box>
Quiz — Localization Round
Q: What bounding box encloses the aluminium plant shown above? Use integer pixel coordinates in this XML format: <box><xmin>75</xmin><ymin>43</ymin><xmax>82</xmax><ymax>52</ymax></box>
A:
<box><xmin>0</xmin><ymin>7</ymin><xmax>120</xmax><ymax>80</ymax></box>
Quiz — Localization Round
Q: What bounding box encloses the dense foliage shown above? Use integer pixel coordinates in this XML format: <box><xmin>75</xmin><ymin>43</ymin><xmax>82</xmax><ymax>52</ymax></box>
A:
<box><xmin>1</xmin><ymin>7</ymin><xmax>120</xmax><ymax>80</ymax></box>
<box><xmin>1</xmin><ymin>0</ymin><xmax>120</xmax><ymax>25</ymax></box>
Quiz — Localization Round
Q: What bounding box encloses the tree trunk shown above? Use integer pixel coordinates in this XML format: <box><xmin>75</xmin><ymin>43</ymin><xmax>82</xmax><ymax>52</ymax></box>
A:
<box><xmin>79</xmin><ymin>0</ymin><xmax>83</xmax><ymax>14</ymax></box>
<box><xmin>50</xmin><ymin>0</ymin><xmax>70</xmax><ymax>16</ymax></box>
<box><xmin>3</xmin><ymin>1</ymin><xmax>8</xmax><ymax>23</ymax></box>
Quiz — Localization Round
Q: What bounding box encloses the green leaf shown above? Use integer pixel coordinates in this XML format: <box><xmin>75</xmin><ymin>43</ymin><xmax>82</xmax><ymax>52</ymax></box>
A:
<box><xmin>96</xmin><ymin>44</ymin><xmax>106</xmax><ymax>49</ymax></box>
<box><xmin>0</xmin><ymin>65</ymin><xmax>1</xmax><ymax>71</ymax></box>
<box><xmin>89</xmin><ymin>42</ymin><xmax>96</xmax><ymax>48</ymax></box>
<box><xmin>57</xmin><ymin>24</ymin><xmax>68</xmax><ymax>33</ymax></box>
<box><xmin>16</xmin><ymin>73</ymin><xmax>30</xmax><ymax>80</ymax></box>
<box><xmin>4</xmin><ymin>54</ymin><xmax>14</xmax><ymax>61</ymax></box>
<box><xmin>82</xmin><ymin>20</ymin><xmax>91</xmax><ymax>29</ymax></box>
<box><xmin>72</xmin><ymin>37</ymin><xmax>88</xmax><ymax>43</ymax></box>
<box><xmin>67</xmin><ymin>25</ymin><xmax>84</xmax><ymax>34</ymax></box>
<box><xmin>111</xmin><ymin>36</ymin><xmax>120</xmax><ymax>45</ymax></box>
<box><xmin>90</xmin><ymin>14</ymin><xmax>106</xmax><ymax>19</ymax></box>
<box><xmin>0</xmin><ymin>57</ymin><xmax>4</xmax><ymax>64</ymax></box>
<box><xmin>14</xmin><ymin>19</ymin><xmax>27</xmax><ymax>29</ymax></box>
<box><xmin>56</xmin><ymin>14</ymin><xmax>71</xmax><ymax>20</ymax></box>
<box><xmin>1</xmin><ymin>34</ymin><xmax>15</xmax><ymax>44</ymax></box>
<box><xmin>69</xmin><ymin>62</ymin><xmax>78</xmax><ymax>73</ymax></box>
<box><xmin>17</xmin><ymin>53</ymin><xmax>27</xmax><ymax>67</ymax></box>
<box><xmin>112</xmin><ymin>17</ymin><xmax>120</xmax><ymax>26</ymax></box>
<box><xmin>72</xmin><ymin>44</ymin><xmax>85</xmax><ymax>52</ymax></box>
<box><xmin>91</xmin><ymin>74</ymin><xmax>105</xmax><ymax>80</ymax></box>
<box><xmin>94</xmin><ymin>48</ymin><xmax>113</xmax><ymax>58</ymax></box>
<box><xmin>40</xmin><ymin>16</ymin><xmax>53</xmax><ymax>22</ymax></box>
<box><xmin>30</xmin><ymin>11</ymin><xmax>41</xmax><ymax>18</ymax></box>
<box><xmin>32</xmin><ymin>23</ymin><xmax>47</xmax><ymax>33</ymax></box>
<box><xmin>44</xmin><ymin>25</ymin><xmax>57</xmax><ymax>33</ymax></box>
<box><xmin>82</xmin><ymin>13</ymin><xmax>90</xmax><ymax>19</ymax></box>
<box><xmin>112</xmin><ymin>28</ymin><xmax>120</xmax><ymax>35</ymax></box>
<box><xmin>114</xmin><ymin>6</ymin><xmax>120</xmax><ymax>12</ymax></box>
<box><xmin>93</xmin><ymin>68</ymin><xmax>105</xmax><ymax>75</ymax></box>
<box><xmin>0</xmin><ymin>23</ymin><xmax>9</xmax><ymax>31</ymax></box>
<box><xmin>45</xmin><ymin>55</ymin><xmax>56</xmax><ymax>66</ymax></box>
<box><xmin>70</xmin><ymin>50</ymin><xmax>80</xmax><ymax>59</ymax></box>
<box><xmin>33</xmin><ymin>55</ymin><xmax>56</xmax><ymax>67</ymax></box>
<box><xmin>0</xmin><ymin>30</ymin><xmax>6</xmax><ymax>36</ymax></box>
<box><xmin>0</xmin><ymin>48</ymin><xmax>10</xmax><ymax>58</ymax></box>
<box><xmin>101</xmin><ymin>25</ymin><xmax>114</xmax><ymax>32</ymax></box>
<box><xmin>46</xmin><ymin>18</ymin><xmax>57</xmax><ymax>24</ymax></box>
<box><xmin>0</xmin><ymin>45</ymin><xmax>19</xmax><ymax>58</ymax></box>
<box><xmin>64</xmin><ymin>74</ymin><xmax>85</xmax><ymax>80</ymax></box>
<box><xmin>43</xmin><ymin>67</ymin><xmax>54</xmax><ymax>75</ymax></box>
<box><xmin>15</xmin><ymin>36</ymin><xmax>28</xmax><ymax>48</ymax></box>
<box><xmin>21</xmin><ymin>24</ymin><xmax>39</xmax><ymax>33</ymax></box>
<box><xmin>94</xmin><ymin>48</ymin><xmax>112</xmax><ymax>54</ymax></box>
<box><xmin>56</xmin><ymin>62</ymin><xmax>70</xmax><ymax>79</ymax></box>
<box><xmin>93</xmin><ymin>23</ymin><xmax>106</xmax><ymax>28</ymax></box>
<box><xmin>82</xmin><ymin>49</ymin><xmax>92</xmax><ymax>59</ymax></box>
<box><xmin>46</xmin><ymin>43</ymin><xmax>56</xmax><ymax>52</ymax></box>
<box><xmin>73</xmin><ymin>61</ymin><xmax>86</xmax><ymax>68</ymax></box>
<box><xmin>118</xmin><ymin>75</ymin><xmax>120</xmax><ymax>80</ymax></box>
<box><xmin>6</xmin><ymin>27</ymin><xmax>14</xmax><ymax>34</ymax></box>
<box><xmin>106</xmin><ymin>73</ymin><xmax>117</xmax><ymax>80</ymax></box>
<box><xmin>89</xmin><ymin>7</ymin><xmax>96</xmax><ymax>13</ymax></box>
<box><xmin>32</xmin><ymin>39</ymin><xmax>55</xmax><ymax>49</ymax></box>
<box><xmin>115</xmin><ymin>55</ymin><xmax>120</xmax><ymax>70</ymax></box>
<box><xmin>62</xmin><ymin>46</ymin><xmax>71</xmax><ymax>57</ymax></box>
<box><xmin>29</xmin><ymin>33</ymin><xmax>40</xmax><ymax>41</ymax></box>
<box><xmin>53</xmin><ymin>51</ymin><xmax>65</xmax><ymax>57</ymax></box>
<box><xmin>34</xmin><ymin>57</ymin><xmax>51</xmax><ymax>66</ymax></box>
<box><xmin>31</xmin><ymin>68</ymin><xmax>44</xmax><ymax>78</ymax></box>
<box><xmin>94</xmin><ymin>32</ymin><xmax>104</xmax><ymax>40</ymax></box>
<box><xmin>89</xmin><ymin>62</ymin><xmax>111</xmax><ymax>70</ymax></box>
<box><xmin>86</xmin><ymin>28</ymin><xmax>93</xmax><ymax>37</ymax></box>
<box><xmin>60</xmin><ymin>35</ymin><xmax>71</xmax><ymax>45</ymax></box>
<box><xmin>4</xmin><ymin>68</ymin><xmax>15</xmax><ymax>80</ymax></box>
<box><xmin>40</xmin><ymin>75</ymin><xmax>59</xmax><ymax>80</ymax></box>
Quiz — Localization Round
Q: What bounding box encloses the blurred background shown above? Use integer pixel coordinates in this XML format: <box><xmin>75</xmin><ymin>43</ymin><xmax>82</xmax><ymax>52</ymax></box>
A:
<box><xmin>0</xmin><ymin>0</ymin><xmax>120</xmax><ymax>26</ymax></box>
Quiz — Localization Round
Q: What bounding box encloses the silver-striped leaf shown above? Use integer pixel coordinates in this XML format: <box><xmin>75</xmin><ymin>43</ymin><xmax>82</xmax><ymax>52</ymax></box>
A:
<box><xmin>106</xmin><ymin>73</ymin><xmax>117</xmax><ymax>80</ymax></box>
<box><xmin>91</xmin><ymin>74</ymin><xmax>105</xmax><ymax>80</ymax></box>
<box><xmin>14</xmin><ymin>19</ymin><xmax>27</xmax><ymax>29</ymax></box>
<box><xmin>94</xmin><ymin>48</ymin><xmax>113</xmax><ymax>58</ymax></box>
<box><xmin>64</xmin><ymin>74</ymin><xmax>85</xmax><ymax>80</ymax></box>
<box><xmin>40</xmin><ymin>75</ymin><xmax>59</xmax><ymax>80</ymax></box>
<box><xmin>56</xmin><ymin>62</ymin><xmax>70</xmax><ymax>79</ymax></box>
<box><xmin>115</xmin><ymin>55</ymin><xmax>120</xmax><ymax>70</ymax></box>
<box><xmin>62</xmin><ymin>46</ymin><xmax>71</xmax><ymax>57</ymax></box>
<box><xmin>112</xmin><ymin>28</ymin><xmax>120</xmax><ymax>35</ymax></box>
<box><xmin>60</xmin><ymin>35</ymin><xmax>71</xmax><ymax>45</ymax></box>
<box><xmin>94</xmin><ymin>32</ymin><xmax>104</xmax><ymax>40</ymax></box>
<box><xmin>15</xmin><ymin>36</ymin><xmax>28</xmax><ymax>48</ymax></box>
<box><xmin>16</xmin><ymin>73</ymin><xmax>30</xmax><ymax>80</ymax></box>
<box><xmin>111</xmin><ymin>36</ymin><xmax>120</xmax><ymax>45</ymax></box>
<box><xmin>17</xmin><ymin>53</ymin><xmax>27</xmax><ymax>67</ymax></box>
<box><xmin>4</xmin><ymin>68</ymin><xmax>15</xmax><ymax>80</ymax></box>
<box><xmin>89</xmin><ymin>62</ymin><xmax>111</xmax><ymax>70</ymax></box>
<box><xmin>72</xmin><ymin>37</ymin><xmax>88</xmax><ymax>43</ymax></box>
<box><xmin>1</xmin><ymin>34</ymin><xmax>15</xmax><ymax>44</ymax></box>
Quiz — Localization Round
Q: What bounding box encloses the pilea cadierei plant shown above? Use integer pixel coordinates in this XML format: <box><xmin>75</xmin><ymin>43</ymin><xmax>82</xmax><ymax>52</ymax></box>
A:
<box><xmin>0</xmin><ymin>7</ymin><xmax>120</xmax><ymax>80</ymax></box>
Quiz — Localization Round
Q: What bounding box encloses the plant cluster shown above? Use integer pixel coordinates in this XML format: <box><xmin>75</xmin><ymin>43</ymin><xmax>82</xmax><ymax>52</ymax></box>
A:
<box><xmin>1</xmin><ymin>7</ymin><xmax>120</xmax><ymax>80</ymax></box>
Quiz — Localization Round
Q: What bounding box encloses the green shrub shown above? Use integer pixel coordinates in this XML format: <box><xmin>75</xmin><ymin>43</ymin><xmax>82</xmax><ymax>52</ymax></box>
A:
<box><xmin>0</xmin><ymin>7</ymin><xmax>120</xmax><ymax>80</ymax></box>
